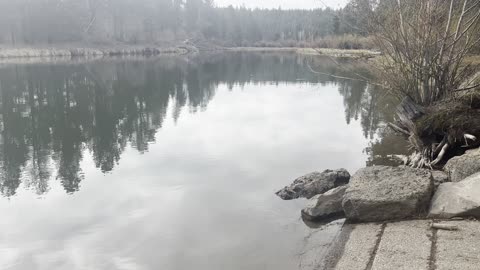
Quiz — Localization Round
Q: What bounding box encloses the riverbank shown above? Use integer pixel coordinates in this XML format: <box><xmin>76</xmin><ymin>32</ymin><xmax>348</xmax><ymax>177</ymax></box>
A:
<box><xmin>1</xmin><ymin>44</ymin><xmax>476</xmax><ymax>64</ymax></box>
<box><xmin>0</xmin><ymin>45</ymin><xmax>380</xmax><ymax>60</ymax></box>
<box><xmin>278</xmin><ymin>147</ymin><xmax>480</xmax><ymax>268</ymax></box>
<box><xmin>226</xmin><ymin>47</ymin><xmax>380</xmax><ymax>59</ymax></box>
<box><xmin>279</xmin><ymin>147</ymin><xmax>480</xmax><ymax>222</ymax></box>
<box><xmin>0</xmin><ymin>46</ymin><xmax>189</xmax><ymax>59</ymax></box>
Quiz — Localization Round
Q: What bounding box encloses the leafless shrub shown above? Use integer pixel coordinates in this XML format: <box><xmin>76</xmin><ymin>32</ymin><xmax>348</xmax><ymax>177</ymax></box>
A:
<box><xmin>355</xmin><ymin>0</ymin><xmax>480</xmax><ymax>105</ymax></box>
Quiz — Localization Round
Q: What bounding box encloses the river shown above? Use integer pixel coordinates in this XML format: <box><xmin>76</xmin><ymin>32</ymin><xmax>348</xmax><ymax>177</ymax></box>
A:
<box><xmin>0</xmin><ymin>52</ymin><xmax>407</xmax><ymax>270</ymax></box>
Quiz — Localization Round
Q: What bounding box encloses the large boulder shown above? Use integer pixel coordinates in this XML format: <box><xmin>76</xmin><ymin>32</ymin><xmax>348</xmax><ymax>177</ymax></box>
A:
<box><xmin>429</xmin><ymin>172</ymin><xmax>480</xmax><ymax>219</ymax></box>
<box><xmin>276</xmin><ymin>169</ymin><xmax>350</xmax><ymax>200</ymax></box>
<box><xmin>444</xmin><ymin>148</ymin><xmax>480</xmax><ymax>182</ymax></box>
<box><xmin>301</xmin><ymin>185</ymin><xmax>347</xmax><ymax>221</ymax></box>
<box><xmin>342</xmin><ymin>166</ymin><xmax>433</xmax><ymax>222</ymax></box>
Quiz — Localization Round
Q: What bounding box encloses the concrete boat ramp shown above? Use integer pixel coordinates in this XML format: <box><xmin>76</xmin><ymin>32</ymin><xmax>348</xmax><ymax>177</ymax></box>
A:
<box><xmin>302</xmin><ymin>219</ymin><xmax>480</xmax><ymax>270</ymax></box>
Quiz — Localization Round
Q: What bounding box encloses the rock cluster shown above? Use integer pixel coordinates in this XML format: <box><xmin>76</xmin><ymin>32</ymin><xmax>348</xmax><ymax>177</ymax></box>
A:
<box><xmin>277</xmin><ymin>147</ymin><xmax>480</xmax><ymax>223</ymax></box>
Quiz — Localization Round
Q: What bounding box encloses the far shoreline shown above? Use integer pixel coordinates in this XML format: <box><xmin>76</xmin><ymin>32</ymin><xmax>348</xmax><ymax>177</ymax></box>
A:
<box><xmin>227</xmin><ymin>47</ymin><xmax>380</xmax><ymax>58</ymax></box>
<box><xmin>0</xmin><ymin>45</ymin><xmax>380</xmax><ymax>61</ymax></box>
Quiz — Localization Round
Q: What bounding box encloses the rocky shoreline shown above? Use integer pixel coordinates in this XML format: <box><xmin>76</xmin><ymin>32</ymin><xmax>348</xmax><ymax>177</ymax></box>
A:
<box><xmin>277</xmin><ymin>147</ymin><xmax>480</xmax><ymax>223</ymax></box>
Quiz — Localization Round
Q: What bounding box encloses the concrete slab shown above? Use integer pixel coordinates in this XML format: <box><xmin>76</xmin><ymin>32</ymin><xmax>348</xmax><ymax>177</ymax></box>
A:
<box><xmin>371</xmin><ymin>220</ymin><xmax>431</xmax><ymax>270</ymax></box>
<box><xmin>320</xmin><ymin>219</ymin><xmax>480</xmax><ymax>270</ymax></box>
<box><xmin>298</xmin><ymin>219</ymin><xmax>345</xmax><ymax>270</ymax></box>
<box><xmin>333</xmin><ymin>223</ymin><xmax>381</xmax><ymax>270</ymax></box>
<box><xmin>436</xmin><ymin>220</ymin><xmax>480</xmax><ymax>270</ymax></box>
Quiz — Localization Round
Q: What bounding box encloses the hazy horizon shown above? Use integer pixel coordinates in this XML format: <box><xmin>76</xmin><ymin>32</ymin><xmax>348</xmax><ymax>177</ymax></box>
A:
<box><xmin>215</xmin><ymin>0</ymin><xmax>349</xmax><ymax>10</ymax></box>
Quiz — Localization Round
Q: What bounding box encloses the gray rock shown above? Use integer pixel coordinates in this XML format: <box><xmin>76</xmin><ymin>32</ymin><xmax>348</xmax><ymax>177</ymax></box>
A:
<box><xmin>429</xmin><ymin>172</ymin><xmax>480</xmax><ymax>219</ymax></box>
<box><xmin>432</xmin><ymin>170</ymin><xmax>449</xmax><ymax>189</ymax></box>
<box><xmin>444</xmin><ymin>148</ymin><xmax>480</xmax><ymax>182</ymax></box>
<box><xmin>342</xmin><ymin>166</ymin><xmax>433</xmax><ymax>222</ymax></box>
<box><xmin>301</xmin><ymin>186</ymin><xmax>347</xmax><ymax>221</ymax></box>
<box><xmin>276</xmin><ymin>169</ymin><xmax>350</xmax><ymax>200</ymax></box>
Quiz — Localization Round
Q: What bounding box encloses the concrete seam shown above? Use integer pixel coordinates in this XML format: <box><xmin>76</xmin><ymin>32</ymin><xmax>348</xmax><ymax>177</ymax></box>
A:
<box><xmin>365</xmin><ymin>222</ymin><xmax>387</xmax><ymax>270</ymax></box>
<box><xmin>428</xmin><ymin>227</ymin><xmax>438</xmax><ymax>270</ymax></box>
<box><xmin>319</xmin><ymin>223</ymin><xmax>355</xmax><ymax>270</ymax></box>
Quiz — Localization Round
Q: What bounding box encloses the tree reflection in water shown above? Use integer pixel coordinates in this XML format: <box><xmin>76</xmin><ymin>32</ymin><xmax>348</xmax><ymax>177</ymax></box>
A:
<box><xmin>0</xmin><ymin>53</ymin><xmax>407</xmax><ymax>197</ymax></box>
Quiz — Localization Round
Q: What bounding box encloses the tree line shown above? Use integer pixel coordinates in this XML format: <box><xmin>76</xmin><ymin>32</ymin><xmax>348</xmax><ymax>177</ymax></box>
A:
<box><xmin>0</xmin><ymin>0</ymin><xmax>363</xmax><ymax>47</ymax></box>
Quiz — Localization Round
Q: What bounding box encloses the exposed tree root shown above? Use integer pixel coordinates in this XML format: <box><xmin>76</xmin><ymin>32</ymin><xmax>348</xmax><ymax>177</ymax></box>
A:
<box><xmin>463</xmin><ymin>134</ymin><xmax>477</xmax><ymax>147</ymax></box>
<box><xmin>389</xmin><ymin>92</ymin><xmax>480</xmax><ymax>168</ymax></box>
<box><xmin>431</xmin><ymin>143</ymin><xmax>449</xmax><ymax>166</ymax></box>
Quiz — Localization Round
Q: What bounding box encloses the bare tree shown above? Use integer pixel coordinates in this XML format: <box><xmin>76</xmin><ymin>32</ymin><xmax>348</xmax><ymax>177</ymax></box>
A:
<box><xmin>357</xmin><ymin>0</ymin><xmax>480</xmax><ymax>167</ymax></box>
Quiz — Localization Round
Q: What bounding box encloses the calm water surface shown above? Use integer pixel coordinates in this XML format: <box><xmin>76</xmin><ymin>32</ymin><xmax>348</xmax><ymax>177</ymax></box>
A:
<box><xmin>0</xmin><ymin>53</ymin><xmax>407</xmax><ymax>270</ymax></box>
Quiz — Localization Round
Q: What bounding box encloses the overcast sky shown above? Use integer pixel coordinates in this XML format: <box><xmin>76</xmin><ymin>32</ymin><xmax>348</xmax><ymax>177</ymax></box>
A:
<box><xmin>214</xmin><ymin>0</ymin><xmax>349</xmax><ymax>10</ymax></box>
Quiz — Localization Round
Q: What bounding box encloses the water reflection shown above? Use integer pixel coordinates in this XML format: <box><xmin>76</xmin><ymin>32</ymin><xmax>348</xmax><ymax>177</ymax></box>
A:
<box><xmin>0</xmin><ymin>53</ymin><xmax>405</xmax><ymax>197</ymax></box>
<box><xmin>0</xmin><ymin>53</ymin><xmax>413</xmax><ymax>270</ymax></box>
